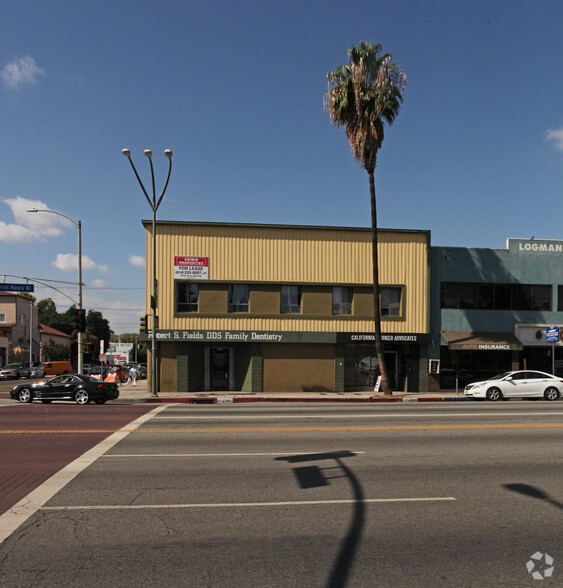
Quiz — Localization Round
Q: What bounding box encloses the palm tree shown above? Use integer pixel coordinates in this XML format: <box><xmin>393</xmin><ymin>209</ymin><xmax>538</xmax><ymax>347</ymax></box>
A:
<box><xmin>325</xmin><ymin>41</ymin><xmax>406</xmax><ymax>395</ymax></box>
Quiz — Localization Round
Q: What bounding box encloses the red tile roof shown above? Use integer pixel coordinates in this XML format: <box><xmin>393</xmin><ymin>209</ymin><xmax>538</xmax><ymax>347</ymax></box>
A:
<box><xmin>39</xmin><ymin>323</ymin><xmax>72</xmax><ymax>339</ymax></box>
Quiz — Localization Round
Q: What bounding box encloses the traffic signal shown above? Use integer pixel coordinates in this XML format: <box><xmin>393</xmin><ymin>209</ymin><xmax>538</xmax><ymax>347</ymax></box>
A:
<box><xmin>140</xmin><ymin>315</ymin><xmax>147</xmax><ymax>332</ymax></box>
<box><xmin>75</xmin><ymin>308</ymin><xmax>86</xmax><ymax>332</ymax></box>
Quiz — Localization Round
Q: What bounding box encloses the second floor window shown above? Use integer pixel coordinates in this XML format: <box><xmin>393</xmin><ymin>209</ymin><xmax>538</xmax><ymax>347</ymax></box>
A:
<box><xmin>441</xmin><ymin>282</ymin><xmax>552</xmax><ymax>311</ymax></box>
<box><xmin>229</xmin><ymin>284</ymin><xmax>249</xmax><ymax>313</ymax></box>
<box><xmin>281</xmin><ymin>286</ymin><xmax>302</xmax><ymax>314</ymax></box>
<box><xmin>333</xmin><ymin>287</ymin><xmax>352</xmax><ymax>315</ymax></box>
<box><xmin>177</xmin><ymin>283</ymin><xmax>199</xmax><ymax>312</ymax></box>
<box><xmin>381</xmin><ymin>287</ymin><xmax>402</xmax><ymax>316</ymax></box>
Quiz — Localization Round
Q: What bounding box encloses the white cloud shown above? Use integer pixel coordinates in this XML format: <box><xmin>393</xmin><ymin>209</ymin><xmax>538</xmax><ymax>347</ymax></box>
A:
<box><xmin>2</xmin><ymin>196</ymin><xmax>71</xmax><ymax>239</ymax></box>
<box><xmin>545</xmin><ymin>127</ymin><xmax>563</xmax><ymax>151</ymax></box>
<box><xmin>1</xmin><ymin>56</ymin><xmax>45</xmax><ymax>91</ymax></box>
<box><xmin>129</xmin><ymin>255</ymin><xmax>145</xmax><ymax>267</ymax></box>
<box><xmin>0</xmin><ymin>221</ymin><xmax>35</xmax><ymax>243</ymax></box>
<box><xmin>52</xmin><ymin>253</ymin><xmax>108</xmax><ymax>274</ymax></box>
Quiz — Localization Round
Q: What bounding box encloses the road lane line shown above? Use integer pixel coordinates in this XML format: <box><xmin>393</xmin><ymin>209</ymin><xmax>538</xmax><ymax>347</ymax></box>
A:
<box><xmin>40</xmin><ymin>497</ymin><xmax>457</xmax><ymax>511</ymax></box>
<box><xmin>1</xmin><ymin>424</ymin><xmax>562</xmax><ymax>434</ymax></box>
<box><xmin>102</xmin><ymin>452</ymin><xmax>366</xmax><ymax>458</ymax></box>
<box><xmin>152</xmin><ymin>411</ymin><xmax>563</xmax><ymax>419</ymax></box>
<box><xmin>0</xmin><ymin>405</ymin><xmax>168</xmax><ymax>545</ymax></box>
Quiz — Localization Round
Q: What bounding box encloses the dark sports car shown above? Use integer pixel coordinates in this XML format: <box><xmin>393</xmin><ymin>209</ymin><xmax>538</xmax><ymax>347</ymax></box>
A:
<box><xmin>10</xmin><ymin>373</ymin><xmax>119</xmax><ymax>405</ymax></box>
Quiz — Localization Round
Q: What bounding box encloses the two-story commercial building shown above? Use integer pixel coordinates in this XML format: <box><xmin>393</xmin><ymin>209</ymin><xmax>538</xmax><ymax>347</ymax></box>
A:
<box><xmin>430</xmin><ymin>238</ymin><xmax>563</xmax><ymax>389</ymax></box>
<box><xmin>141</xmin><ymin>221</ymin><xmax>431</xmax><ymax>394</ymax></box>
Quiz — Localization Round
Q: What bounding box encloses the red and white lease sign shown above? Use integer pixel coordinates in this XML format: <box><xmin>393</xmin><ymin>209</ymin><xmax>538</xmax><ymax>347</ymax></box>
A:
<box><xmin>174</xmin><ymin>256</ymin><xmax>209</xmax><ymax>280</ymax></box>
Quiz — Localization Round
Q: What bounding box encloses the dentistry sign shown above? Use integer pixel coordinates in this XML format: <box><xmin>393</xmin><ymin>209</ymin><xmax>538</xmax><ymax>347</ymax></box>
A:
<box><xmin>174</xmin><ymin>256</ymin><xmax>209</xmax><ymax>280</ymax></box>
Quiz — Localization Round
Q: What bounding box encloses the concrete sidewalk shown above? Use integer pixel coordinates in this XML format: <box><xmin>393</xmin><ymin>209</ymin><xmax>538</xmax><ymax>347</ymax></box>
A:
<box><xmin>116</xmin><ymin>379</ymin><xmax>470</xmax><ymax>404</ymax></box>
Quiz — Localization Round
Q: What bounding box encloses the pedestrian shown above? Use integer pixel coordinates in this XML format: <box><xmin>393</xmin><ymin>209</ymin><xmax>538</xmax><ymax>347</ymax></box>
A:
<box><xmin>128</xmin><ymin>366</ymin><xmax>138</xmax><ymax>386</ymax></box>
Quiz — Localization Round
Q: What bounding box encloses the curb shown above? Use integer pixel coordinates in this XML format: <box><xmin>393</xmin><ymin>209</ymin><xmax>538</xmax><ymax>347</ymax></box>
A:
<box><xmin>143</xmin><ymin>395</ymin><xmax>471</xmax><ymax>404</ymax></box>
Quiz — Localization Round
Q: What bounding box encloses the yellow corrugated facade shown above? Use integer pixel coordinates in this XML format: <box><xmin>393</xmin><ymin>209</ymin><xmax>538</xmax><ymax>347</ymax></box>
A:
<box><xmin>144</xmin><ymin>221</ymin><xmax>430</xmax><ymax>334</ymax></box>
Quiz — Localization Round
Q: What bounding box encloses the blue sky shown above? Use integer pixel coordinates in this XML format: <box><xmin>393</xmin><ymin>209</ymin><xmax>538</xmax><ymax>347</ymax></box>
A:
<box><xmin>1</xmin><ymin>0</ymin><xmax>562</xmax><ymax>334</ymax></box>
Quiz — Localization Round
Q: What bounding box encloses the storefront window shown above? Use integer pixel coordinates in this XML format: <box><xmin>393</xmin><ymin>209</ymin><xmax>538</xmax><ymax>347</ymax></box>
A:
<box><xmin>280</xmin><ymin>286</ymin><xmax>301</xmax><ymax>314</ymax></box>
<box><xmin>228</xmin><ymin>285</ymin><xmax>249</xmax><ymax>313</ymax></box>
<box><xmin>344</xmin><ymin>344</ymin><xmax>379</xmax><ymax>386</ymax></box>
<box><xmin>177</xmin><ymin>283</ymin><xmax>199</xmax><ymax>312</ymax></box>
<box><xmin>440</xmin><ymin>347</ymin><xmax>512</xmax><ymax>383</ymax></box>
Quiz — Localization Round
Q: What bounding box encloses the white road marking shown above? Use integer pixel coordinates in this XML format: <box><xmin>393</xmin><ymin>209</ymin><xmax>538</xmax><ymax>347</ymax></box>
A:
<box><xmin>102</xmin><ymin>451</ymin><xmax>366</xmax><ymax>458</ymax></box>
<box><xmin>41</xmin><ymin>497</ymin><xmax>457</xmax><ymax>511</ymax></box>
<box><xmin>0</xmin><ymin>405</ymin><xmax>168</xmax><ymax>545</ymax></box>
<box><xmin>152</xmin><ymin>411</ymin><xmax>562</xmax><ymax>419</ymax></box>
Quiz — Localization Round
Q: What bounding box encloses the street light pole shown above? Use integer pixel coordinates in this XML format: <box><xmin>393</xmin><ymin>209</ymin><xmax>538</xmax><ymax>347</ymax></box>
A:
<box><xmin>121</xmin><ymin>148</ymin><xmax>173</xmax><ymax>397</ymax></box>
<box><xmin>27</xmin><ymin>208</ymin><xmax>84</xmax><ymax>374</ymax></box>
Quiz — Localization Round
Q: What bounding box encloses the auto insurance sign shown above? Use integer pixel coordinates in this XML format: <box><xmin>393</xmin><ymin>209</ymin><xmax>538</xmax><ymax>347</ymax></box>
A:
<box><xmin>174</xmin><ymin>256</ymin><xmax>209</xmax><ymax>280</ymax></box>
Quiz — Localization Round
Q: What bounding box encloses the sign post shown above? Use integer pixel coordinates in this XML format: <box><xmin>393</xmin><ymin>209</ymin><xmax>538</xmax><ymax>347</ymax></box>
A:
<box><xmin>546</xmin><ymin>325</ymin><xmax>559</xmax><ymax>374</ymax></box>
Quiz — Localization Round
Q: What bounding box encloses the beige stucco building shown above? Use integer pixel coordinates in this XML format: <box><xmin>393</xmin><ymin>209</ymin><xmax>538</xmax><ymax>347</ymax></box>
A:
<box><xmin>0</xmin><ymin>292</ymin><xmax>40</xmax><ymax>366</ymax></box>
<box><xmin>141</xmin><ymin>221</ymin><xmax>430</xmax><ymax>394</ymax></box>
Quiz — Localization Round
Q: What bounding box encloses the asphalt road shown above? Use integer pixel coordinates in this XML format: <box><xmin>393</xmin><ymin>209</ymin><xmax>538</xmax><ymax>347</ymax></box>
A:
<box><xmin>0</xmin><ymin>403</ymin><xmax>561</xmax><ymax>587</ymax></box>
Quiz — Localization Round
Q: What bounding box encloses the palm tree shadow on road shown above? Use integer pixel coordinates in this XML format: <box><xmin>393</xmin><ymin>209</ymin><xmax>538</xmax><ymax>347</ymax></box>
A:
<box><xmin>276</xmin><ymin>450</ymin><xmax>365</xmax><ymax>588</ymax></box>
<box><xmin>504</xmin><ymin>483</ymin><xmax>562</xmax><ymax>510</ymax></box>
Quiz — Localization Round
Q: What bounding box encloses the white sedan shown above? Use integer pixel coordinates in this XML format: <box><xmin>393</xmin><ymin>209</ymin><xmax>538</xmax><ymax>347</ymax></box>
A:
<box><xmin>464</xmin><ymin>370</ymin><xmax>562</xmax><ymax>401</ymax></box>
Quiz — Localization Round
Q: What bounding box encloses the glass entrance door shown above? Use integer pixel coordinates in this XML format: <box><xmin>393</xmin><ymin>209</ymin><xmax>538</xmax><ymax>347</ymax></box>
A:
<box><xmin>210</xmin><ymin>347</ymin><xmax>229</xmax><ymax>390</ymax></box>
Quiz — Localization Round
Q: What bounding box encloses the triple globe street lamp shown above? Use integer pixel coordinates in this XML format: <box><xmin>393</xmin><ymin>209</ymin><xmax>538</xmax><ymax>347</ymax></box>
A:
<box><xmin>27</xmin><ymin>208</ymin><xmax>84</xmax><ymax>374</ymax></box>
<box><xmin>122</xmin><ymin>148</ymin><xmax>173</xmax><ymax>397</ymax></box>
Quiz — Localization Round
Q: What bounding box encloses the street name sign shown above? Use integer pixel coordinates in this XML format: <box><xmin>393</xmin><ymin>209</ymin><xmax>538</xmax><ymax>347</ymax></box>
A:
<box><xmin>0</xmin><ymin>283</ymin><xmax>34</xmax><ymax>292</ymax></box>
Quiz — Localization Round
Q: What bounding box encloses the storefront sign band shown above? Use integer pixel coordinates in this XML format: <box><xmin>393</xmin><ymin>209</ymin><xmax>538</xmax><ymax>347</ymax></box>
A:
<box><xmin>140</xmin><ymin>329</ymin><xmax>427</xmax><ymax>344</ymax></box>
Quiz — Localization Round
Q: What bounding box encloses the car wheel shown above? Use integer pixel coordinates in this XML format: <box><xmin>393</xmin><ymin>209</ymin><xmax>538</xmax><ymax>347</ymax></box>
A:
<box><xmin>17</xmin><ymin>388</ymin><xmax>33</xmax><ymax>403</ymax></box>
<box><xmin>544</xmin><ymin>387</ymin><xmax>560</xmax><ymax>401</ymax></box>
<box><xmin>486</xmin><ymin>387</ymin><xmax>502</xmax><ymax>401</ymax></box>
<box><xmin>75</xmin><ymin>389</ymin><xmax>90</xmax><ymax>405</ymax></box>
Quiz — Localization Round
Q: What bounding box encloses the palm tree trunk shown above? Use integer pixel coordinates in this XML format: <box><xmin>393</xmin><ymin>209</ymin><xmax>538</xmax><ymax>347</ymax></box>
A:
<box><xmin>368</xmin><ymin>169</ymin><xmax>391</xmax><ymax>395</ymax></box>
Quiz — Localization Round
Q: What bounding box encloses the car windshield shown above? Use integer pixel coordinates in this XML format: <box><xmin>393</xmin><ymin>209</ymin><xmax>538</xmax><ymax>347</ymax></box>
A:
<box><xmin>3</xmin><ymin>364</ymin><xmax>19</xmax><ymax>369</ymax></box>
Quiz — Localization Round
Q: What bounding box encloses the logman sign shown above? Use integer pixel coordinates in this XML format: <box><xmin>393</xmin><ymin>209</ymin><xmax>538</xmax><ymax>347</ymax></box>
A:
<box><xmin>509</xmin><ymin>238</ymin><xmax>563</xmax><ymax>253</ymax></box>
